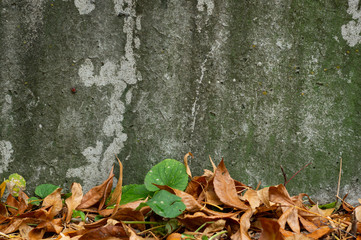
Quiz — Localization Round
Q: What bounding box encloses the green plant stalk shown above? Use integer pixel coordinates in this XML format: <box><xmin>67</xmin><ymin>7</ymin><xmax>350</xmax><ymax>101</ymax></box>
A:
<box><xmin>195</xmin><ymin>222</ymin><xmax>215</xmax><ymax>233</ymax></box>
<box><xmin>5</xmin><ymin>205</ymin><xmax>18</xmax><ymax>210</ymax></box>
<box><xmin>209</xmin><ymin>230</ymin><xmax>227</xmax><ymax>240</ymax></box>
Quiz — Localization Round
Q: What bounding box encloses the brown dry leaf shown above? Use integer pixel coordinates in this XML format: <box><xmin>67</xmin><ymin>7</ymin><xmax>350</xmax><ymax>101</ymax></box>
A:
<box><xmin>19</xmin><ymin>222</ymin><xmax>33</xmax><ymax>239</ymax></box>
<box><xmin>257</xmin><ymin>187</ymin><xmax>270</xmax><ymax>208</ymax></box>
<box><xmin>42</xmin><ymin>188</ymin><xmax>63</xmax><ymax>219</ymax></box>
<box><xmin>269</xmin><ymin>184</ymin><xmax>295</xmax><ymax>207</ymax></box>
<box><xmin>306</xmin><ymin>226</ymin><xmax>331</xmax><ymax>239</ymax></box>
<box><xmin>278</xmin><ymin>206</ymin><xmax>300</xmax><ymax>233</ymax></box>
<box><xmin>6</xmin><ymin>194</ymin><xmax>20</xmax><ymax>215</ymax></box>
<box><xmin>78</xmin><ymin>224</ymin><xmax>127</xmax><ymax>240</ymax></box>
<box><xmin>17</xmin><ymin>191</ymin><xmax>29</xmax><ymax>215</ymax></box>
<box><xmin>298</xmin><ymin>216</ymin><xmax>318</xmax><ymax>233</ymax></box>
<box><xmin>287</xmin><ymin>207</ymin><xmax>300</xmax><ymax>233</ymax></box>
<box><xmin>37</xmin><ymin>218</ymin><xmax>64</xmax><ymax>234</ymax></box>
<box><xmin>213</xmin><ymin>159</ymin><xmax>249</xmax><ymax>210</ymax></box>
<box><xmin>231</xmin><ymin>209</ymin><xmax>252</xmax><ymax>240</ymax></box>
<box><xmin>208</xmin><ymin>156</ymin><xmax>217</xmax><ymax>173</ymax></box>
<box><xmin>111</xmin><ymin>208</ymin><xmax>145</xmax><ymax>230</ymax></box>
<box><xmin>185</xmin><ymin>176</ymin><xmax>207</xmax><ymax>199</ymax></box>
<box><xmin>173</xmin><ymin>188</ymin><xmax>204</xmax><ymax>213</ymax></box>
<box><xmin>123</xmin><ymin>223</ymin><xmax>145</xmax><ymax>240</ymax></box>
<box><xmin>77</xmin><ymin>167</ymin><xmax>114</xmax><ymax>210</ymax></box>
<box><xmin>259</xmin><ymin>218</ymin><xmax>283</xmax><ymax>240</ymax></box>
<box><xmin>28</xmin><ymin>227</ymin><xmax>46</xmax><ymax>240</ymax></box>
<box><xmin>66</xmin><ymin>183</ymin><xmax>83</xmax><ymax>223</ymax></box>
<box><xmin>243</xmin><ymin>189</ymin><xmax>261</xmax><ymax>212</ymax></box>
<box><xmin>184</xmin><ymin>152</ymin><xmax>193</xmax><ymax>179</ymax></box>
<box><xmin>178</xmin><ymin>212</ymin><xmax>239</xmax><ymax>231</ymax></box>
<box><xmin>204</xmin><ymin>182</ymin><xmax>223</xmax><ymax>206</ymax></box>
<box><xmin>108</xmin><ymin>157</ymin><xmax>123</xmax><ymax>207</ymax></box>
<box><xmin>203</xmin><ymin>219</ymin><xmax>226</xmax><ymax>235</ymax></box>
<box><xmin>284</xmin><ymin>233</ymin><xmax>313</xmax><ymax>240</ymax></box>
<box><xmin>355</xmin><ymin>205</ymin><xmax>361</xmax><ymax>222</ymax></box>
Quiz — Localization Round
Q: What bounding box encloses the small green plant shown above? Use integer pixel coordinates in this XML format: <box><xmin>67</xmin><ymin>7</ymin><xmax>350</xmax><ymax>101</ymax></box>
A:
<box><xmin>109</xmin><ymin>159</ymin><xmax>188</xmax><ymax>219</ymax></box>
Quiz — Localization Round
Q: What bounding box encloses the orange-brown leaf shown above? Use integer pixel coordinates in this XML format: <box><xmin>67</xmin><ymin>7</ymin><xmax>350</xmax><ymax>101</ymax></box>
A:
<box><xmin>269</xmin><ymin>185</ymin><xmax>294</xmax><ymax>207</ymax></box>
<box><xmin>42</xmin><ymin>188</ymin><xmax>63</xmax><ymax>219</ymax></box>
<box><xmin>306</xmin><ymin>226</ymin><xmax>331</xmax><ymax>239</ymax></box>
<box><xmin>184</xmin><ymin>152</ymin><xmax>193</xmax><ymax>179</ymax></box>
<box><xmin>243</xmin><ymin>189</ymin><xmax>261</xmax><ymax>212</ymax></box>
<box><xmin>108</xmin><ymin>157</ymin><xmax>123</xmax><ymax>207</ymax></box>
<box><xmin>77</xmin><ymin>167</ymin><xmax>114</xmax><ymax>210</ymax></box>
<box><xmin>111</xmin><ymin>208</ymin><xmax>145</xmax><ymax>230</ymax></box>
<box><xmin>298</xmin><ymin>216</ymin><xmax>318</xmax><ymax>233</ymax></box>
<box><xmin>79</xmin><ymin>224</ymin><xmax>127</xmax><ymax>240</ymax></box>
<box><xmin>259</xmin><ymin>218</ymin><xmax>283</xmax><ymax>240</ymax></box>
<box><xmin>213</xmin><ymin>159</ymin><xmax>249</xmax><ymax>210</ymax></box>
<box><xmin>65</xmin><ymin>183</ymin><xmax>83</xmax><ymax>223</ymax></box>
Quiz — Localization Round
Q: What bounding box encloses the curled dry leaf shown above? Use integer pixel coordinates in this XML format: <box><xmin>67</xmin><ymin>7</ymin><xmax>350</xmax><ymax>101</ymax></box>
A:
<box><xmin>278</xmin><ymin>206</ymin><xmax>300</xmax><ymax>234</ymax></box>
<box><xmin>42</xmin><ymin>188</ymin><xmax>63</xmax><ymax>219</ymax></box>
<box><xmin>257</xmin><ymin>187</ymin><xmax>270</xmax><ymax>208</ymax></box>
<box><xmin>111</xmin><ymin>208</ymin><xmax>145</xmax><ymax>230</ymax></box>
<box><xmin>203</xmin><ymin>219</ymin><xmax>226</xmax><ymax>235</ymax></box>
<box><xmin>231</xmin><ymin>209</ymin><xmax>253</xmax><ymax>240</ymax></box>
<box><xmin>108</xmin><ymin>157</ymin><xmax>123</xmax><ymax>207</ymax></box>
<box><xmin>259</xmin><ymin>218</ymin><xmax>283</xmax><ymax>240</ymax></box>
<box><xmin>78</xmin><ymin>224</ymin><xmax>127</xmax><ymax>240</ymax></box>
<box><xmin>184</xmin><ymin>152</ymin><xmax>193</xmax><ymax>179</ymax></box>
<box><xmin>243</xmin><ymin>189</ymin><xmax>261</xmax><ymax>212</ymax></box>
<box><xmin>306</xmin><ymin>226</ymin><xmax>332</xmax><ymax>239</ymax></box>
<box><xmin>66</xmin><ymin>183</ymin><xmax>83</xmax><ymax>223</ymax></box>
<box><xmin>77</xmin><ymin>167</ymin><xmax>114</xmax><ymax>210</ymax></box>
<box><xmin>213</xmin><ymin>159</ymin><xmax>249</xmax><ymax>210</ymax></box>
<box><xmin>355</xmin><ymin>205</ymin><xmax>361</xmax><ymax>222</ymax></box>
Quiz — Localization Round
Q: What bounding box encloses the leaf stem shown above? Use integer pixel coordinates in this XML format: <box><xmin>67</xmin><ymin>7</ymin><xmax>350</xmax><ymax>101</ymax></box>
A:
<box><xmin>5</xmin><ymin>205</ymin><xmax>18</xmax><ymax>210</ymax></box>
<box><xmin>195</xmin><ymin>221</ymin><xmax>215</xmax><ymax>233</ymax></box>
<box><xmin>209</xmin><ymin>230</ymin><xmax>227</xmax><ymax>240</ymax></box>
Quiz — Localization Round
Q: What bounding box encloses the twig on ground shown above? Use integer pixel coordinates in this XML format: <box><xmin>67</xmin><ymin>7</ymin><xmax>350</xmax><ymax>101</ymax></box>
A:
<box><xmin>280</xmin><ymin>165</ymin><xmax>287</xmax><ymax>185</ymax></box>
<box><xmin>336</xmin><ymin>157</ymin><xmax>342</xmax><ymax>203</ymax></box>
<box><xmin>284</xmin><ymin>162</ymin><xmax>312</xmax><ymax>186</ymax></box>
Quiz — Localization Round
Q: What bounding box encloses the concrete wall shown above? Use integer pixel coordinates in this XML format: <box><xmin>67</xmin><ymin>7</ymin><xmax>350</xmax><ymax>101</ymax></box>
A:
<box><xmin>1</xmin><ymin>0</ymin><xmax>360</xmax><ymax>203</ymax></box>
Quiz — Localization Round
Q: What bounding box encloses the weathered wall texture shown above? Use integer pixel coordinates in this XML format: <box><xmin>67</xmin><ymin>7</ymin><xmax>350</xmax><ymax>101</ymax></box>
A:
<box><xmin>1</xmin><ymin>0</ymin><xmax>360</xmax><ymax>203</ymax></box>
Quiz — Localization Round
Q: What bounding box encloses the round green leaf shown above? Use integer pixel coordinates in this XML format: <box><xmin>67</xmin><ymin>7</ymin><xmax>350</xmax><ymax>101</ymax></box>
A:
<box><xmin>144</xmin><ymin>159</ymin><xmax>188</xmax><ymax>191</ymax></box>
<box><xmin>35</xmin><ymin>184</ymin><xmax>60</xmax><ymax>198</ymax></box>
<box><xmin>147</xmin><ymin>190</ymin><xmax>186</xmax><ymax>218</ymax></box>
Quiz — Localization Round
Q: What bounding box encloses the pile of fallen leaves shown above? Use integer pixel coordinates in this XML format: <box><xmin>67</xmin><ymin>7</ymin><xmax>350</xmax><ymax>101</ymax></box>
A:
<box><xmin>1</xmin><ymin>154</ymin><xmax>361</xmax><ymax>240</ymax></box>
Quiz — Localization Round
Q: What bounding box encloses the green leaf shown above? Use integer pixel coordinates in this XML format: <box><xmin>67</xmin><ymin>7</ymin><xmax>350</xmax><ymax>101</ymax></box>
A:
<box><xmin>72</xmin><ymin>210</ymin><xmax>86</xmax><ymax>222</ymax></box>
<box><xmin>202</xmin><ymin>236</ymin><xmax>209</xmax><ymax>240</ymax></box>
<box><xmin>144</xmin><ymin>159</ymin><xmax>188</xmax><ymax>192</ymax></box>
<box><xmin>94</xmin><ymin>215</ymin><xmax>104</xmax><ymax>221</ymax></box>
<box><xmin>135</xmin><ymin>202</ymin><xmax>148</xmax><ymax>211</ymax></box>
<box><xmin>63</xmin><ymin>192</ymin><xmax>72</xmax><ymax>199</ymax></box>
<box><xmin>120</xmin><ymin>184</ymin><xmax>151</xmax><ymax>205</ymax></box>
<box><xmin>147</xmin><ymin>190</ymin><xmax>186</xmax><ymax>218</ymax></box>
<box><xmin>35</xmin><ymin>184</ymin><xmax>60</xmax><ymax>198</ymax></box>
<box><xmin>165</xmin><ymin>219</ymin><xmax>179</xmax><ymax>234</ymax></box>
<box><xmin>28</xmin><ymin>197</ymin><xmax>42</xmax><ymax>206</ymax></box>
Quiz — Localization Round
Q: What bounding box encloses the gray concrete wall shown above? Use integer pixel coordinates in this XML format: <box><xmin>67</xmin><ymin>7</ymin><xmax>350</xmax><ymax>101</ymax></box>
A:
<box><xmin>1</xmin><ymin>0</ymin><xmax>360</xmax><ymax>203</ymax></box>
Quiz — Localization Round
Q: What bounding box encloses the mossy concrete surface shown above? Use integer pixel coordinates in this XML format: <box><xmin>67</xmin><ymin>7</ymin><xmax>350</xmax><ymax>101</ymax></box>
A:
<box><xmin>1</xmin><ymin>0</ymin><xmax>360</xmax><ymax>203</ymax></box>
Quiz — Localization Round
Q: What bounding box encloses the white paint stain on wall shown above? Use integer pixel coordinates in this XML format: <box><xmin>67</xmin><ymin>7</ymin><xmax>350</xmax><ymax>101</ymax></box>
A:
<box><xmin>341</xmin><ymin>0</ymin><xmax>361</xmax><ymax>47</ymax></box>
<box><xmin>197</xmin><ymin>0</ymin><xmax>215</xmax><ymax>16</ymax></box>
<box><xmin>67</xmin><ymin>0</ymin><xmax>140</xmax><ymax>191</ymax></box>
<box><xmin>0</xmin><ymin>140</ymin><xmax>14</xmax><ymax>175</ymax></box>
<box><xmin>74</xmin><ymin>0</ymin><xmax>95</xmax><ymax>15</ymax></box>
